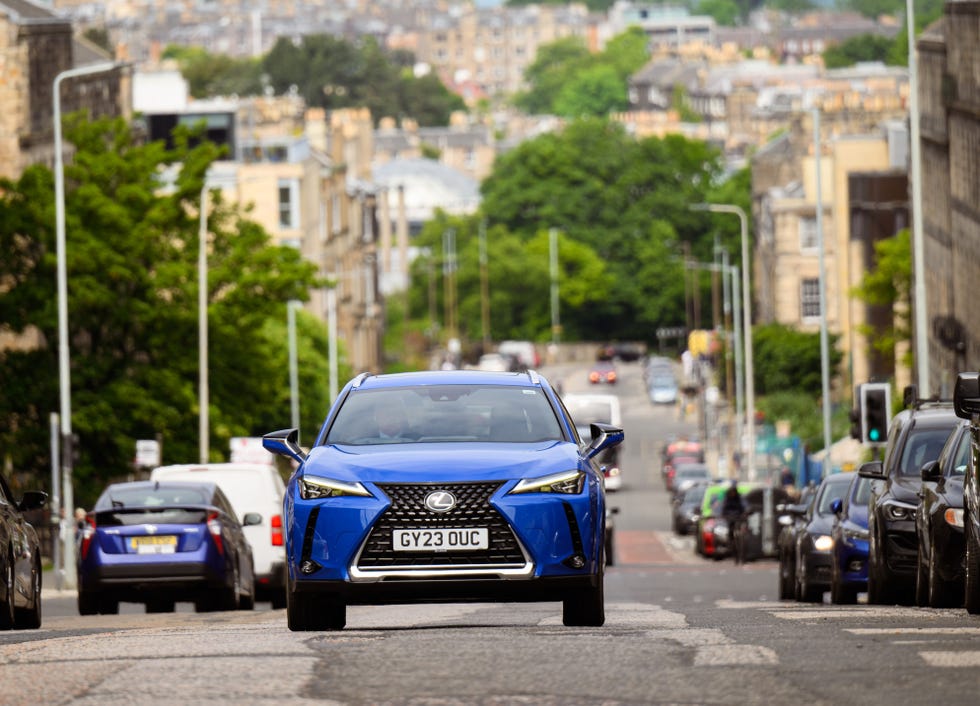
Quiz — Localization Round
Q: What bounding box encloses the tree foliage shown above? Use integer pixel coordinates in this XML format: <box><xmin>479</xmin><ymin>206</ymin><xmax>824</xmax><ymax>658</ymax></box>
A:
<box><xmin>696</xmin><ymin>0</ymin><xmax>741</xmax><ymax>27</ymax></box>
<box><xmin>0</xmin><ymin>114</ymin><xmax>333</xmax><ymax>506</ymax></box>
<box><xmin>823</xmin><ymin>34</ymin><xmax>895</xmax><ymax>69</ymax></box>
<box><xmin>850</xmin><ymin>228</ymin><xmax>911</xmax><ymax>366</ymax></box>
<box><xmin>752</xmin><ymin>323</ymin><xmax>842</xmax><ymax>397</ymax></box>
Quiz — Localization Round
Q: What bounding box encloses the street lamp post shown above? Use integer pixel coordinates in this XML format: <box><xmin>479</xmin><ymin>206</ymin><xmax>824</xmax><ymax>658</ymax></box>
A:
<box><xmin>53</xmin><ymin>61</ymin><xmax>118</xmax><ymax>591</ymax></box>
<box><xmin>198</xmin><ymin>185</ymin><xmax>210</xmax><ymax>463</ymax></box>
<box><xmin>692</xmin><ymin>203</ymin><xmax>755</xmax><ymax>480</ymax></box>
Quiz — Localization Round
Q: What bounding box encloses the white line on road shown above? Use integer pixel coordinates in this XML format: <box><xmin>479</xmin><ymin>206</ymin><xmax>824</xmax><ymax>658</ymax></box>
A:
<box><xmin>920</xmin><ymin>652</ymin><xmax>980</xmax><ymax>667</ymax></box>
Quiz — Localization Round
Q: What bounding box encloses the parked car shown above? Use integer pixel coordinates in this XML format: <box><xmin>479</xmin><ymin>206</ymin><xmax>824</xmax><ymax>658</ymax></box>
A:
<box><xmin>671</xmin><ymin>463</ymin><xmax>713</xmax><ymax>499</ymax></box>
<box><xmin>661</xmin><ymin>438</ymin><xmax>704</xmax><ymax>488</ymax></box>
<box><xmin>953</xmin><ymin>373</ymin><xmax>980</xmax><ymax>613</ymax></box>
<box><xmin>860</xmin><ymin>399</ymin><xmax>959</xmax><ymax>605</ymax></box>
<box><xmin>497</xmin><ymin>340</ymin><xmax>538</xmax><ymax>371</ymax></box>
<box><xmin>476</xmin><ymin>353</ymin><xmax>518</xmax><ymax>372</ymax></box>
<box><xmin>588</xmin><ymin>360</ymin><xmax>618</xmax><ymax>385</ymax></box>
<box><xmin>792</xmin><ymin>472</ymin><xmax>855</xmax><ymax>602</ymax></box>
<box><xmin>915</xmin><ymin>418</ymin><xmax>969</xmax><ymax>608</ymax></box>
<box><xmin>0</xmin><ymin>473</ymin><xmax>46</xmax><ymax>630</ymax></box>
<box><xmin>829</xmin><ymin>474</ymin><xmax>872</xmax><ymax>604</ymax></box>
<box><xmin>562</xmin><ymin>393</ymin><xmax>624</xmax><ymax>491</ymax></box>
<box><xmin>736</xmin><ymin>486</ymin><xmax>794</xmax><ymax>562</ymax></box>
<box><xmin>77</xmin><ymin>480</ymin><xmax>256</xmax><ymax>614</ymax></box>
<box><xmin>150</xmin><ymin>462</ymin><xmax>287</xmax><ymax>608</ymax></box>
<box><xmin>777</xmin><ymin>485</ymin><xmax>817</xmax><ymax>599</ymax></box>
<box><xmin>262</xmin><ymin>369</ymin><xmax>624</xmax><ymax>631</ymax></box>
<box><xmin>672</xmin><ymin>482</ymin><xmax>709</xmax><ymax>536</ymax></box>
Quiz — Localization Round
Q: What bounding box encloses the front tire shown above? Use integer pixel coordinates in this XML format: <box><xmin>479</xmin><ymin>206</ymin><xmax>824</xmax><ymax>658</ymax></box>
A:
<box><xmin>14</xmin><ymin>560</ymin><xmax>41</xmax><ymax>629</ymax></box>
<box><xmin>778</xmin><ymin>549</ymin><xmax>795</xmax><ymax>600</ymax></box>
<box><xmin>0</xmin><ymin>553</ymin><xmax>15</xmax><ymax>629</ymax></box>
<box><xmin>927</xmin><ymin>535</ymin><xmax>960</xmax><ymax>608</ymax></box>
<box><xmin>914</xmin><ymin>540</ymin><xmax>928</xmax><ymax>607</ymax></box>
<box><xmin>867</xmin><ymin>527</ymin><xmax>893</xmax><ymax>605</ymax></box>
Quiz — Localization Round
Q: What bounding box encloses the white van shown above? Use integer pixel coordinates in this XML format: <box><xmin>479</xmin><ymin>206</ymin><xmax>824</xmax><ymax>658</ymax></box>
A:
<box><xmin>150</xmin><ymin>462</ymin><xmax>287</xmax><ymax>608</ymax></box>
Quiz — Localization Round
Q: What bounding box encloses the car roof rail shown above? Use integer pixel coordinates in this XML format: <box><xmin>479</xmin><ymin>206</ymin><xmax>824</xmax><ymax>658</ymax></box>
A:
<box><xmin>350</xmin><ymin>372</ymin><xmax>372</xmax><ymax>389</ymax></box>
<box><xmin>526</xmin><ymin>369</ymin><xmax>540</xmax><ymax>385</ymax></box>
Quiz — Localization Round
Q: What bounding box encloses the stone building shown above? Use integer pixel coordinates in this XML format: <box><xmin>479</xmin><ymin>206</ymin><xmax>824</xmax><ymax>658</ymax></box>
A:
<box><xmin>917</xmin><ymin>2</ymin><xmax>980</xmax><ymax>396</ymax></box>
<box><xmin>0</xmin><ymin>0</ymin><xmax>128</xmax><ymax>180</ymax></box>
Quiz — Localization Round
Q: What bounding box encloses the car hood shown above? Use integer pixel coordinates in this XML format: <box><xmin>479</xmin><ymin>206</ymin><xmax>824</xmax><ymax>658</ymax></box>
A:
<box><xmin>887</xmin><ymin>476</ymin><xmax>922</xmax><ymax>505</ymax></box>
<box><xmin>807</xmin><ymin>513</ymin><xmax>836</xmax><ymax>536</ymax></box>
<box><xmin>303</xmin><ymin>441</ymin><xmax>581</xmax><ymax>484</ymax></box>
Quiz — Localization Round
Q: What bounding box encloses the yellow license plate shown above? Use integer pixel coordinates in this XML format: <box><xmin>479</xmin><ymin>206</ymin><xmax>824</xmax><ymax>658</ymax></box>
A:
<box><xmin>129</xmin><ymin>535</ymin><xmax>177</xmax><ymax>554</ymax></box>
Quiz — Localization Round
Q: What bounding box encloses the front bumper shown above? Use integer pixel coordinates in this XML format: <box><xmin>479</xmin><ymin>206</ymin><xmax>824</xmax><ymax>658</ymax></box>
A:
<box><xmin>881</xmin><ymin>521</ymin><xmax>918</xmax><ymax>576</ymax></box>
<box><xmin>834</xmin><ymin>537</ymin><xmax>869</xmax><ymax>587</ymax></box>
<box><xmin>803</xmin><ymin>550</ymin><xmax>833</xmax><ymax>588</ymax></box>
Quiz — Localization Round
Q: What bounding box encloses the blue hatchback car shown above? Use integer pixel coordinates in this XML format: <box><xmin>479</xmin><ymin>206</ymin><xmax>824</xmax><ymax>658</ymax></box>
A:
<box><xmin>263</xmin><ymin>369</ymin><xmax>624</xmax><ymax>631</ymax></box>
<box><xmin>77</xmin><ymin>480</ymin><xmax>256</xmax><ymax>614</ymax></box>
<box><xmin>829</xmin><ymin>473</ymin><xmax>872</xmax><ymax>604</ymax></box>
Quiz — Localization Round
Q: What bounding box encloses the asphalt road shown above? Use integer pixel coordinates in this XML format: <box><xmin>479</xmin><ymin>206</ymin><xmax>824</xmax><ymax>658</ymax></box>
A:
<box><xmin>5</xmin><ymin>361</ymin><xmax>980</xmax><ymax>705</ymax></box>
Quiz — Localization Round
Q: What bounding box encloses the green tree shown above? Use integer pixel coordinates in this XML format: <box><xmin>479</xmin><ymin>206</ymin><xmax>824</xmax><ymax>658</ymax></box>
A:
<box><xmin>554</xmin><ymin>64</ymin><xmax>628</xmax><ymax>117</ymax></box>
<box><xmin>0</xmin><ymin>114</ymin><xmax>324</xmax><ymax>506</ymax></box>
<box><xmin>823</xmin><ymin>34</ymin><xmax>895</xmax><ymax>68</ymax></box>
<box><xmin>697</xmin><ymin>0</ymin><xmax>741</xmax><ymax>26</ymax></box>
<box><xmin>163</xmin><ymin>45</ymin><xmax>263</xmax><ymax>98</ymax></box>
<box><xmin>513</xmin><ymin>36</ymin><xmax>591</xmax><ymax>115</ymax></box>
<box><xmin>850</xmin><ymin>228</ymin><xmax>911</xmax><ymax>367</ymax></box>
<box><xmin>600</xmin><ymin>26</ymin><xmax>650</xmax><ymax>80</ymax></box>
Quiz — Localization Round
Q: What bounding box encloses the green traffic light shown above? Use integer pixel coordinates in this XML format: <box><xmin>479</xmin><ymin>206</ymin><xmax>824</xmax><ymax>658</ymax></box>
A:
<box><xmin>869</xmin><ymin>429</ymin><xmax>880</xmax><ymax>442</ymax></box>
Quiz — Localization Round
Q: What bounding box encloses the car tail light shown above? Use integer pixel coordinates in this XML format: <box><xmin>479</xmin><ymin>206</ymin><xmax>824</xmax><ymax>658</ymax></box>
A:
<box><xmin>607</xmin><ymin>371</ymin><xmax>617</xmax><ymax>383</ymax></box>
<box><xmin>207</xmin><ymin>512</ymin><xmax>224</xmax><ymax>555</ymax></box>
<box><xmin>271</xmin><ymin>514</ymin><xmax>284</xmax><ymax>546</ymax></box>
<box><xmin>79</xmin><ymin>516</ymin><xmax>96</xmax><ymax>560</ymax></box>
<box><xmin>589</xmin><ymin>371</ymin><xmax>600</xmax><ymax>383</ymax></box>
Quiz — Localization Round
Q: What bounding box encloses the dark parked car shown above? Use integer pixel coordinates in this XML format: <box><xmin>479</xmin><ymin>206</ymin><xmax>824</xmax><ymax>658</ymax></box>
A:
<box><xmin>915</xmin><ymin>418</ymin><xmax>969</xmax><ymax>608</ymax></box>
<box><xmin>777</xmin><ymin>485</ymin><xmax>817</xmax><ymax>599</ymax></box>
<box><xmin>829</xmin><ymin>474</ymin><xmax>872</xmax><ymax>604</ymax></box>
<box><xmin>0</xmin><ymin>473</ymin><xmax>46</xmax><ymax>630</ymax></box>
<box><xmin>671</xmin><ymin>463</ymin><xmax>713</xmax><ymax>499</ymax></box>
<box><xmin>263</xmin><ymin>369</ymin><xmax>623</xmax><ymax>631</ymax></box>
<box><xmin>951</xmin><ymin>373</ymin><xmax>980</xmax><ymax>613</ymax></box>
<box><xmin>78</xmin><ymin>480</ymin><xmax>256</xmax><ymax>614</ymax></box>
<box><xmin>793</xmin><ymin>473</ymin><xmax>855</xmax><ymax>602</ymax></box>
<box><xmin>736</xmin><ymin>486</ymin><xmax>794</xmax><ymax>563</ymax></box>
<box><xmin>860</xmin><ymin>399</ymin><xmax>959</xmax><ymax>605</ymax></box>
<box><xmin>672</xmin><ymin>482</ymin><xmax>709</xmax><ymax>536</ymax></box>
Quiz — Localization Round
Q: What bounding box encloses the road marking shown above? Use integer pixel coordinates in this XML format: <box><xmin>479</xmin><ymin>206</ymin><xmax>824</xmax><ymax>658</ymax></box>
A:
<box><xmin>694</xmin><ymin>644</ymin><xmax>779</xmax><ymax>666</ymax></box>
<box><xmin>768</xmin><ymin>608</ymin><xmax>938</xmax><ymax>620</ymax></box>
<box><xmin>845</xmin><ymin>627</ymin><xmax>980</xmax><ymax>635</ymax></box>
<box><xmin>920</xmin><ymin>651</ymin><xmax>980</xmax><ymax>667</ymax></box>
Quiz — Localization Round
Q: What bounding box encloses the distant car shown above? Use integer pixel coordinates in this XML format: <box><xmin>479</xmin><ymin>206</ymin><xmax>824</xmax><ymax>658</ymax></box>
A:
<box><xmin>661</xmin><ymin>439</ymin><xmax>704</xmax><ymax>488</ymax></box>
<box><xmin>476</xmin><ymin>353</ymin><xmax>517</xmax><ymax>372</ymax></box>
<box><xmin>77</xmin><ymin>480</ymin><xmax>256</xmax><ymax>614</ymax></box>
<box><xmin>829</xmin><ymin>474</ymin><xmax>872</xmax><ymax>604</ymax></box>
<box><xmin>671</xmin><ymin>463</ymin><xmax>712</xmax><ymax>498</ymax></box>
<box><xmin>605</xmin><ymin>506</ymin><xmax>620</xmax><ymax>566</ymax></box>
<box><xmin>0</xmin><ymin>473</ymin><xmax>46</xmax><ymax>630</ymax></box>
<box><xmin>648</xmin><ymin>374</ymin><xmax>679</xmax><ymax>405</ymax></box>
<box><xmin>497</xmin><ymin>340</ymin><xmax>538</xmax><ymax>371</ymax></box>
<box><xmin>777</xmin><ymin>486</ymin><xmax>817</xmax><ymax>599</ymax></box>
<box><xmin>860</xmin><ymin>399</ymin><xmax>959</xmax><ymax>605</ymax></box>
<box><xmin>736</xmin><ymin>486</ymin><xmax>794</xmax><ymax>562</ymax></box>
<box><xmin>792</xmin><ymin>473</ymin><xmax>854</xmax><ymax>602</ymax></box>
<box><xmin>563</xmin><ymin>393</ymin><xmax>624</xmax><ymax>491</ymax></box>
<box><xmin>588</xmin><ymin>361</ymin><xmax>617</xmax><ymax>385</ymax></box>
<box><xmin>672</xmin><ymin>483</ymin><xmax>708</xmax><ymax>536</ymax></box>
<box><xmin>915</xmin><ymin>418</ymin><xmax>969</xmax><ymax>608</ymax></box>
<box><xmin>149</xmin><ymin>462</ymin><xmax>287</xmax><ymax>608</ymax></box>
<box><xmin>262</xmin><ymin>369</ymin><xmax>624</xmax><ymax>631</ymax></box>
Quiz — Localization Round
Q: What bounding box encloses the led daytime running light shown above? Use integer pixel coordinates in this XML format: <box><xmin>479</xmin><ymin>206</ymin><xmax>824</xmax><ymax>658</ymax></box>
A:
<box><xmin>511</xmin><ymin>470</ymin><xmax>584</xmax><ymax>495</ymax></box>
<box><xmin>300</xmin><ymin>475</ymin><xmax>372</xmax><ymax>500</ymax></box>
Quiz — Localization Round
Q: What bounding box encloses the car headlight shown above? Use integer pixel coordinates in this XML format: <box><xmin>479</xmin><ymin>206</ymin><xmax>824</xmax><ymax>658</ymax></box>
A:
<box><xmin>813</xmin><ymin>534</ymin><xmax>834</xmax><ymax>552</ymax></box>
<box><xmin>714</xmin><ymin>524</ymin><xmax>729</xmax><ymax>538</ymax></box>
<box><xmin>510</xmin><ymin>470</ymin><xmax>585</xmax><ymax>495</ymax></box>
<box><xmin>945</xmin><ymin>508</ymin><xmax>965</xmax><ymax>528</ymax></box>
<box><xmin>299</xmin><ymin>475</ymin><xmax>372</xmax><ymax>500</ymax></box>
<box><xmin>884</xmin><ymin>502</ymin><xmax>915</xmax><ymax>521</ymax></box>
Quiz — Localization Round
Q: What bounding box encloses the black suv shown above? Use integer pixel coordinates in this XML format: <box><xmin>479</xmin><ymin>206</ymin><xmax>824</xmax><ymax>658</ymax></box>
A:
<box><xmin>859</xmin><ymin>398</ymin><xmax>959</xmax><ymax>605</ymax></box>
<box><xmin>953</xmin><ymin>373</ymin><xmax>980</xmax><ymax>613</ymax></box>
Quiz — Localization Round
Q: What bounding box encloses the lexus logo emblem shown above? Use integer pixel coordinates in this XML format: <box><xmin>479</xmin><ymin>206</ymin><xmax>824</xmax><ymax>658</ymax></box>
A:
<box><xmin>424</xmin><ymin>491</ymin><xmax>457</xmax><ymax>513</ymax></box>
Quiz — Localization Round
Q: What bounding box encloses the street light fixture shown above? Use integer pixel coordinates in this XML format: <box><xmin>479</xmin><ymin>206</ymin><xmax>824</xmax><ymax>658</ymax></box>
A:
<box><xmin>53</xmin><ymin>60</ymin><xmax>118</xmax><ymax>591</ymax></box>
<box><xmin>691</xmin><ymin>203</ymin><xmax>756</xmax><ymax>480</ymax></box>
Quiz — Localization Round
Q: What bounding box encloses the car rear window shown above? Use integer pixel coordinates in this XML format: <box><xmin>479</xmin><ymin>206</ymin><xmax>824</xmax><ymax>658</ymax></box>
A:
<box><xmin>98</xmin><ymin>486</ymin><xmax>212</xmax><ymax>508</ymax></box>
<box><xmin>95</xmin><ymin>508</ymin><xmax>209</xmax><ymax>526</ymax></box>
<box><xmin>325</xmin><ymin>384</ymin><xmax>564</xmax><ymax>445</ymax></box>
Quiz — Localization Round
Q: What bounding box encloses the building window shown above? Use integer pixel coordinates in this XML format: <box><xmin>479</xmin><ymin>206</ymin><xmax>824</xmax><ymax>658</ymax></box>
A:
<box><xmin>801</xmin><ymin>278</ymin><xmax>821</xmax><ymax>320</ymax></box>
<box><xmin>799</xmin><ymin>216</ymin><xmax>819</xmax><ymax>251</ymax></box>
<box><xmin>331</xmin><ymin>194</ymin><xmax>342</xmax><ymax>235</ymax></box>
<box><xmin>278</xmin><ymin>179</ymin><xmax>298</xmax><ymax>229</ymax></box>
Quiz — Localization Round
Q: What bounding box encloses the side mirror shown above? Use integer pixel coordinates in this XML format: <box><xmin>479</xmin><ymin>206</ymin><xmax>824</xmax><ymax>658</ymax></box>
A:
<box><xmin>920</xmin><ymin>460</ymin><xmax>942</xmax><ymax>482</ymax></box>
<box><xmin>858</xmin><ymin>460</ymin><xmax>884</xmax><ymax>479</ymax></box>
<box><xmin>830</xmin><ymin>498</ymin><xmax>843</xmax><ymax>515</ymax></box>
<box><xmin>18</xmin><ymin>490</ymin><xmax>48</xmax><ymax>512</ymax></box>
<box><xmin>242</xmin><ymin>512</ymin><xmax>263</xmax><ymax>527</ymax></box>
<box><xmin>263</xmin><ymin>428</ymin><xmax>307</xmax><ymax>465</ymax></box>
<box><xmin>954</xmin><ymin>372</ymin><xmax>980</xmax><ymax>420</ymax></box>
<box><xmin>585</xmin><ymin>423</ymin><xmax>625</xmax><ymax>460</ymax></box>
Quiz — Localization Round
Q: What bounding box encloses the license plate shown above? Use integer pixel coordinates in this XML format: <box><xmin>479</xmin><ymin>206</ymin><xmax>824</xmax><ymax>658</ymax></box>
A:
<box><xmin>392</xmin><ymin>528</ymin><xmax>489</xmax><ymax>552</ymax></box>
<box><xmin>130</xmin><ymin>536</ymin><xmax>177</xmax><ymax>554</ymax></box>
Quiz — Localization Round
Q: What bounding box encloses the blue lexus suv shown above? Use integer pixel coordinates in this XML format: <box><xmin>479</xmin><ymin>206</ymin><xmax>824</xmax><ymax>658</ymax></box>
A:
<box><xmin>263</xmin><ymin>369</ymin><xmax>623</xmax><ymax>631</ymax></box>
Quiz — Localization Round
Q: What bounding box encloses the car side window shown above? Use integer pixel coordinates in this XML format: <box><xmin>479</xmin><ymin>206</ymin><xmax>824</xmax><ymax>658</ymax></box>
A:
<box><xmin>212</xmin><ymin>488</ymin><xmax>240</xmax><ymax>527</ymax></box>
<box><xmin>951</xmin><ymin>429</ymin><xmax>970</xmax><ymax>476</ymax></box>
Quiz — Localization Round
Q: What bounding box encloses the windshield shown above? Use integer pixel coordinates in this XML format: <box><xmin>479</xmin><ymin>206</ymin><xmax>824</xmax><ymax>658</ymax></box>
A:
<box><xmin>324</xmin><ymin>385</ymin><xmax>564</xmax><ymax>445</ymax></box>
<box><xmin>816</xmin><ymin>479</ymin><xmax>850</xmax><ymax>515</ymax></box>
<box><xmin>852</xmin><ymin>476</ymin><xmax>872</xmax><ymax>505</ymax></box>
<box><xmin>899</xmin><ymin>427</ymin><xmax>956</xmax><ymax>476</ymax></box>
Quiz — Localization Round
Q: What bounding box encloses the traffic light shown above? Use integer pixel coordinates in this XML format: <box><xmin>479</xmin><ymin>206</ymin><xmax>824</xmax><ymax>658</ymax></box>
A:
<box><xmin>861</xmin><ymin>383</ymin><xmax>891</xmax><ymax>445</ymax></box>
